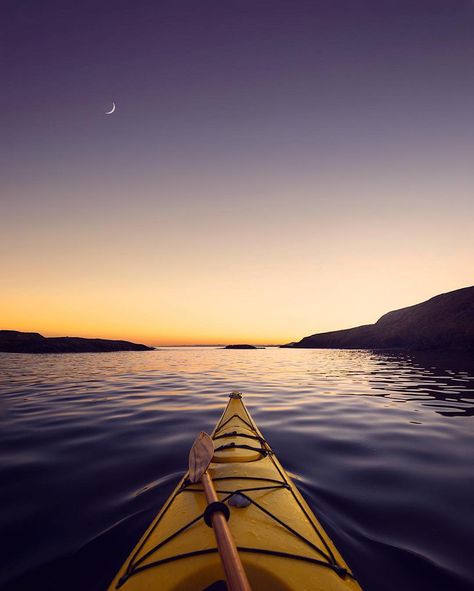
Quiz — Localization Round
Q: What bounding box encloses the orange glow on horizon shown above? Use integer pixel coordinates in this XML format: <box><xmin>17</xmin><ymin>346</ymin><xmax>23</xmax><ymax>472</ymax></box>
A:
<box><xmin>2</xmin><ymin>172</ymin><xmax>473</xmax><ymax>344</ymax></box>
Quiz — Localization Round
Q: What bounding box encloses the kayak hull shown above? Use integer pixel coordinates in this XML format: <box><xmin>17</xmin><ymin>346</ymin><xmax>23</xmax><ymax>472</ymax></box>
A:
<box><xmin>108</xmin><ymin>393</ymin><xmax>362</xmax><ymax>591</ymax></box>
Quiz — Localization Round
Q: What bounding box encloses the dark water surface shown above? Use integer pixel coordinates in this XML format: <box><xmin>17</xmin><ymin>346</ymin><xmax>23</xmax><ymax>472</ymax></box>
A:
<box><xmin>1</xmin><ymin>348</ymin><xmax>473</xmax><ymax>591</ymax></box>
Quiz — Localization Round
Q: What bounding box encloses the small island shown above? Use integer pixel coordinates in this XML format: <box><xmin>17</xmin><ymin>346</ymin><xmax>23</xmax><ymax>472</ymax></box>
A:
<box><xmin>0</xmin><ymin>331</ymin><xmax>154</xmax><ymax>354</ymax></box>
<box><xmin>283</xmin><ymin>286</ymin><xmax>474</xmax><ymax>351</ymax></box>
<box><xmin>224</xmin><ymin>344</ymin><xmax>261</xmax><ymax>349</ymax></box>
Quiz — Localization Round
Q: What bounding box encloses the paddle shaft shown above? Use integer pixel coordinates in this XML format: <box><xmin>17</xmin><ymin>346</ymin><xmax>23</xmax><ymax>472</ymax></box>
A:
<box><xmin>201</xmin><ymin>472</ymin><xmax>252</xmax><ymax>591</ymax></box>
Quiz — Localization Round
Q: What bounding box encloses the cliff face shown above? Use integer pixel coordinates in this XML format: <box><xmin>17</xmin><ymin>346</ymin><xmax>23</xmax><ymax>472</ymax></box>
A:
<box><xmin>284</xmin><ymin>286</ymin><xmax>474</xmax><ymax>351</ymax></box>
<box><xmin>0</xmin><ymin>331</ymin><xmax>154</xmax><ymax>353</ymax></box>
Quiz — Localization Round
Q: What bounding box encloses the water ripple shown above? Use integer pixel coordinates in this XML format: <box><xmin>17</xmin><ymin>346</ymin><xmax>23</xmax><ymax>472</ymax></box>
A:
<box><xmin>0</xmin><ymin>348</ymin><xmax>473</xmax><ymax>590</ymax></box>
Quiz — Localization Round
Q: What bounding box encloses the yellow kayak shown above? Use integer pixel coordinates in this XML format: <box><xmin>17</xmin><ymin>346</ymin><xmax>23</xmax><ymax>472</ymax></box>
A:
<box><xmin>108</xmin><ymin>392</ymin><xmax>362</xmax><ymax>591</ymax></box>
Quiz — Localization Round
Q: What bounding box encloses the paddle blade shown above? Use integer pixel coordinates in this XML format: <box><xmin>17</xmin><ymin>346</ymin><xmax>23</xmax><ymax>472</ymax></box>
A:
<box><xmin>189</xmin><ymin>431</ymin><xmax>214</xmax><ymax>483</ymax></box>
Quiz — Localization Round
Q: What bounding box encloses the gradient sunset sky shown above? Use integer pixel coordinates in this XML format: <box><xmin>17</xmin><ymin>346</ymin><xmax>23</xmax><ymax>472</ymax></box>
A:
<box><xmin>2</xmin><ymin>0</ymin><xmax>474</xmax><ymax>345</ymax></box>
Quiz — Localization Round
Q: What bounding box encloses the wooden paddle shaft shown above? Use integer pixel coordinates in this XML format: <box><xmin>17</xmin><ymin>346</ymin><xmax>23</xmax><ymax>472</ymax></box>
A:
<box><xmin>201</xmin><ymin>472</ymin><xmax>252</xmax><ymax>591</ymax></box>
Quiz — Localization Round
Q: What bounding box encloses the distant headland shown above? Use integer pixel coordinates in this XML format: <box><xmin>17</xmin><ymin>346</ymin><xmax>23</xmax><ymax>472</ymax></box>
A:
<box><xmin>283</xmin><ymin>286</ymin><xmax>474</xmax><ymax>351</ymax></box>
<box><xmin>0</xmin><ymin>331</ymin><xmax>154</xmax><ymax>354</ymax></box>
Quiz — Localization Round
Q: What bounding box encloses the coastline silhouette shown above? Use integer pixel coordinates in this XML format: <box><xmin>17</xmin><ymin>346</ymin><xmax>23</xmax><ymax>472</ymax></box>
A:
<box><xmin>0</xmin><ymin>331</ymin><xmax>153</xmax><ymax>353</ymax></box>
<box><xmin>284</xmin><ymin>286</ymin><xmax>474</xmax><ymax>351</ymax></box>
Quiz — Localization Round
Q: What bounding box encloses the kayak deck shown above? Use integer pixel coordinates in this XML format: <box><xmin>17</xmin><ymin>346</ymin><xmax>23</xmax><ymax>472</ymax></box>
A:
<box><xmin>108</xmin><ymin>393</ymin><xmax>362</xmax><ymax>591</ymax></box>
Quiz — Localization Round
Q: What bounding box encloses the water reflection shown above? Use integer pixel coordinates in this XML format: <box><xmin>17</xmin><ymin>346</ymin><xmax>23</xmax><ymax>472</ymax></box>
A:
<box><xmin>364</xmin><ymin>351</ymin><xmax>474</xmax><ymax>417</ymax></box>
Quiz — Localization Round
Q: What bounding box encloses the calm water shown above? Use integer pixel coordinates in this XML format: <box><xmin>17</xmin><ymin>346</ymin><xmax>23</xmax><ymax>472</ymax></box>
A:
<box><xmin>1</xmin><ymin>348</ymin><xmax>473</xmax><ymax>591</ymax></box>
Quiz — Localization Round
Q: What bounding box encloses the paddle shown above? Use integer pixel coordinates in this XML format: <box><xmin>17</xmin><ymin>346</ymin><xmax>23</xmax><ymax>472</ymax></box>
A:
<box><xmin>189</xmin><ymin>432</ymin><xmax>252</xmax><ymax>591</ymax></box>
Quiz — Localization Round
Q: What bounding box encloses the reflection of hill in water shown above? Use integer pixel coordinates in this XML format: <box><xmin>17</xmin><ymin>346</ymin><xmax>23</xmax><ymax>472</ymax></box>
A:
<box><xmin>365</xmin><ymin>351</ymin><xmax>474</xmax><ymax>417</ymax></box>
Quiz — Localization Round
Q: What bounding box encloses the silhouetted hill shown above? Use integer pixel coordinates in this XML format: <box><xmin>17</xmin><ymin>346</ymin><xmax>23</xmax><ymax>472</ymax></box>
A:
<box><xmin>283</xmin><ymin>286</ymin><xmax>474</xmax><ymax>351</ymax></box>
<box><xmin>0</xmin><ymin>331</ymin><xmax>154</xmax><ymax>353</ymax></box>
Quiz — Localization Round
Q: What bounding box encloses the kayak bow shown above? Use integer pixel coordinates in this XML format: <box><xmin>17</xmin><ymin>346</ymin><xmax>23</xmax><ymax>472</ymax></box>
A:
<box><xmin>108</xmin><ymin>392</ymin><xmax>362</xmax><ymax>591</ymax></box>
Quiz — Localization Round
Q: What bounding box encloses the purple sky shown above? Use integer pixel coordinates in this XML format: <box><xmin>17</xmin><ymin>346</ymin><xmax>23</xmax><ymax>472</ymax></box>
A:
<box><xmin>2</xmin><ymin>1</ymin><xmax>474</xmax><ymax>343</ymax></box>
<box><xmin>4</xmin><ymin>1</ymin><xmax>474</xmax><ymax>181</ymax></box>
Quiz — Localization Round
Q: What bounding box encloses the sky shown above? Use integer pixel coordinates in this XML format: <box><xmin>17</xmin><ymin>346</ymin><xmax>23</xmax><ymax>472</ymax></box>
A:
<box><xmin>2</xmin><ymin>0</ymin><xmax>474</xmax><ymax>345</ymax></box>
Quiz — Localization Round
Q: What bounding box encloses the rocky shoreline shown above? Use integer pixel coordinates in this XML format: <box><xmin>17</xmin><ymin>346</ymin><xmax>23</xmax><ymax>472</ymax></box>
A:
<box><xmin>0</xmin><ymin>331</ymin><xmax>154</xmax><ymax>353</ymax></box>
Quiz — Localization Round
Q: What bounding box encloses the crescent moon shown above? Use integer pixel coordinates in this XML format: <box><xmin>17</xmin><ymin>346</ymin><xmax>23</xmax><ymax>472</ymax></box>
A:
<box><xmin>105</xmin><ymin>102</ymin><xmax>116</xmax><ymax>115</ymax></box>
